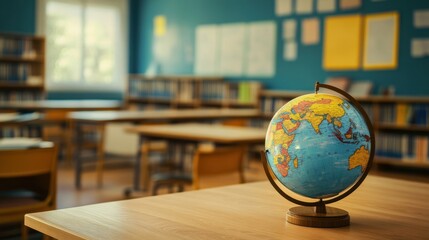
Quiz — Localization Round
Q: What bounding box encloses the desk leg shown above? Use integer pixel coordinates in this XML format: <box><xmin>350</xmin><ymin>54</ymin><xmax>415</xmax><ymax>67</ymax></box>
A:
<box><xmin>133</xmin><ymin>135</ymin><xmax>146</xmax><ymax>191</ymax></box>
<box><xmin>66</xmin><ymin>120</ymin><xmax>74</xmax><ymax>166</ymax></box>
<box><xmin>124</xmin><ymin>135</ymin><xmax>145</xmax><ymax>197</ymax></box>
<box><xmin>75</xmin><ymin>123</ymin><xmax>83</xmax><ymax>189</ymax></box>
<box><xmin>96</xmin><ymin>124</ymin><xmax>106</xmax><ymax>188</ymax></box>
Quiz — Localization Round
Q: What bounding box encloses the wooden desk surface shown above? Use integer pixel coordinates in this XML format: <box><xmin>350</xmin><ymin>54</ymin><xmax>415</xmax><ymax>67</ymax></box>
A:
<box><xmin>126</xmin><ymin>123</ymin><xmax>266</xmax><ymax>144</ymax></box>
<box><xmin>25</xmin><ymin>176</ymin><xmax>429</xmax><ymax>239</ymax></box>
<box><xmin>68</xmin><ymin>108</ymin><xmax>261</xmax><ymax>123</ymax></box>
<box><xmin>0</xmin><ymin>100</ymin><xmax>122</xmax><ymax>111</ymax></box>
<box><xmin>0</xmin><ymin>113</ymin><xmax>42</xmax><ymax>126</ymax></box>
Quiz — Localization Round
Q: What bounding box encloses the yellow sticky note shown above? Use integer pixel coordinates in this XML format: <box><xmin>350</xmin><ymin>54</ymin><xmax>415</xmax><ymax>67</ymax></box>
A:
<box><xmin>323</xmin><ymin>14</ymin><xmax>362</xmax><ymax>70</ymax></box>
<box><xmin>154</xmin><ymin>15</ymin><xmax>167</xmax><ymax>37</ymax></box>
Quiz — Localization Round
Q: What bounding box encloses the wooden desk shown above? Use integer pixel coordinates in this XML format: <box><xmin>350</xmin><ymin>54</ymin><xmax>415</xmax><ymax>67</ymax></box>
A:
<box><xmin>126</xmin><ymin>123</ymin><xmax>266</xmax><ymax>192</ymax></box>
<box><xmin>69</xmin><ymin>108</ymin><xmax>260</xmax><ymax>123</ymax></box>
<box><xmin>0</xmin><ymin>100</ymin><xmax>123</xmax><ymax>160</ymax></box>
<box><xmin>0</xmin><ymin>100</ymin><xmax>122</xmax><ymax>112</ymax></box>
<box><xmin>25</xmin><ymin>176</ymin><xmax>429</xmax><ymax>239</ymax></box>
<box><xmin>69</xmin><ymin>109</ymin><xmax>262</xmax><ymax>188</ymax></box>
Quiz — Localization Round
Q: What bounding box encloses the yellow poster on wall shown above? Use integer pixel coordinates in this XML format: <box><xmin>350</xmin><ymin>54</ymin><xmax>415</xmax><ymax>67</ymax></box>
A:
<box><xmin>323</xmin><ymin>14</ymin><xmax>362</xmax><ymax>70</ymax></box>
<box><xmin>154</xmin><ymin>15</ymin><xmax>167</xmax><ymax>37</ymax></box>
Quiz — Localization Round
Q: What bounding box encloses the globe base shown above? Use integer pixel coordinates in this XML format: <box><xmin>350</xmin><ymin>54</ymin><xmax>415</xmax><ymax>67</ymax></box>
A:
<box><xmin>287</xmin><ymin>206</ymin><xmax>349</xmax><ymax>228</ymax></box>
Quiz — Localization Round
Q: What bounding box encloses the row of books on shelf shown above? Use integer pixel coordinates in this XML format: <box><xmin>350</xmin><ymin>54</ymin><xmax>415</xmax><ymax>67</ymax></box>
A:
<box><xmin>0</xmin><ymin>37</ymin><xmax>37</xmax><ymax>58</ymax></box>
<box><xmin>0</xmin><ymin>91</ymin><xmax>44</xmax><ymax>102</ymax></box>
<box><xmin>128</xmin><ymin>79</ymin><xmax>177</xmax><ymax>99</ymax></box>
<box><xmin>0</xmin><ymin>63</ymin><xmax>32</xmax><ymax>81</ymax></box>
<box><xmin>260</xmin><ymin>97</ymin><xmax>288</xmax><ymax>115</ymax></box>
<box><xmin>200</xmin><ymin>81</ymin><xmax>227</xmax><ymax>101</ymax></box>
<box><xmin>0</xmin><ymin>127</ymin><xmax>40</xmax><ymax>139</ymax></box>
<box><xmin>201</xmin><ymin>81</ymin><xmax>260</xmax><ymax>104</ymax></box>
<box><xmin>177</xmin><ymin>81</ymin><xmax>197</xmax><ymax>101</ymax></box>
<box><xmin>376</xmin><ymin>133</ymin><xmax>429</xmax><ymax>163</ymax></box>
<box><xmin>378</xmin><ymin>103</ymin><xmax>429</xmax><ymax>126</ymax></box>
<box><xmin>235</xmin><ymin>81</ymin><xmax>260</xmax><ymax>104</ymax></box>
<box><xmin>128</xmin><ymin>78</ymin><xmax>261</xmax><ymax>105</ymax></box>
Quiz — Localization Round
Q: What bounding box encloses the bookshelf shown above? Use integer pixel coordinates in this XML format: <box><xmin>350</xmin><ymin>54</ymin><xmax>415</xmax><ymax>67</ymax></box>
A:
<box><xmin>126</xmin><ymin>75</ymin><xmax>261</xmax><ymax>109</ymax></box>
<box><xmin>259</xmin><ymin>90</ymin><xmax>429</xmax><ymax>169</ymax></box>
<box><xmin>0</xmin><ymin>33</ymin><xmax>46</xmax><ymax>103</ymax></box>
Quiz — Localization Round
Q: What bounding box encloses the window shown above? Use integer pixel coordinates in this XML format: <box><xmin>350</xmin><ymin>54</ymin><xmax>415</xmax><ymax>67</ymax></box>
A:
<box><xmin>37</xmin><ymin>0</ymin><xmax>128</xmax><ymax>92</ymax></box>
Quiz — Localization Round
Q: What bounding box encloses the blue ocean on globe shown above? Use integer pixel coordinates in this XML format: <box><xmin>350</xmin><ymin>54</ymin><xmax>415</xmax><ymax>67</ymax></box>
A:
<box><xmin>265</xmin><ymin>93</ymin><xmax>371</xmax><ymax>199</ymax></box>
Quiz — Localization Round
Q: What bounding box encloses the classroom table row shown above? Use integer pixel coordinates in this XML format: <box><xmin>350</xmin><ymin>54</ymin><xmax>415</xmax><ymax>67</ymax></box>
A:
<box><xmin>1</xmin><ymin>100</ymin><xmax>265</xmax><ymax>192</ymax></box>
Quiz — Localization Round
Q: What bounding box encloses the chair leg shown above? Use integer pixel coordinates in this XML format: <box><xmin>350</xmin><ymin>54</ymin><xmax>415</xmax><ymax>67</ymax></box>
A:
<box><xmin>96</xmin><ymin>124</ymin><xmax>106</xmax><ymax>188</ymax></box>
<box><xmin>152</xmin><ymin>182</ymin><xmax>160</xmax><ymax>196</ymax></box>
<box><xmin>168</xmin><ymin>185</ymin><xmax>174</xmax><ymax>193</ymax></box>
<box><xmin>21</xmin><ymin>224</ymin><xmax>28</xmax><ymax>240</ymax></box>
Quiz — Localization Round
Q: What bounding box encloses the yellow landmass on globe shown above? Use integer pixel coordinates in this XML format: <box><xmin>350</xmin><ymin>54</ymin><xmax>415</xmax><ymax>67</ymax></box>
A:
<box><xmin>306</xmin><ymin>112</ymin><xmax>325</xmax><ymax>134</ymax></box>
<box><xmin>282</xmin><ymin>115</ymin><xmax>301</xmax><ymax>133</ymax></box>
<box><xmin>293</xmin><ymin>157</ymin><xmax>298</xmax><ymax>168</ymax></box>
<box><xmin>284</xmin><ymin>94</ymin><xmax>346</xmax><ymax>135</ymax></box>
<box><xmin>349</xmin><ymin>145</ymin><xmax>369</xmax><ymax>172</ymax></box>
<box><xmin>266</xmin><ymin>94</ymin><xmax>353</xmax><ymax>178</ymax></box>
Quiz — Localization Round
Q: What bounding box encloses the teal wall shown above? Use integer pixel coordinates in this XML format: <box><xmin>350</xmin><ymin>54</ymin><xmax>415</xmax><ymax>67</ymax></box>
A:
<box><xmin>134</xmin><ymin>0</ymin><xmax>429</xmax><ymax>95</ymax></box>
<box><xmin>1</xmin><ymin>0</ymin><xmax>429</xmax><ymax>96</ymax></box>
<box><xmin>0</xmin><ymin>0</ymin><xmax>36</xmax><ymax>34</ymax></box>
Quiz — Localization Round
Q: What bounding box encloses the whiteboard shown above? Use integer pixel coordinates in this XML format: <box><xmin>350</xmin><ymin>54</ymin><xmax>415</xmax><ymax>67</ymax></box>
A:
<box><xmin>194</xmin><ymin>21</ymin><xmax>277</xmax><ymax>77</ymax></box>
<box><xmin>219</xmin><ymin>23</ymin><xmax>247</xmax><ymax>76</ymax></box>
<box><xmin>194</xmin><ymin>25</ymin><xmax>220</xmax><ymax>75</ymax></box>
<box><xmin>245</xmin><ymin>21</ymin><xmax>276</xmax><ymax>77</ymax></box>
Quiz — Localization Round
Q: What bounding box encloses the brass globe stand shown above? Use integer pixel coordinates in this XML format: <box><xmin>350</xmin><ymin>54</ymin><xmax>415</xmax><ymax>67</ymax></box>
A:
<box><xmin>261</xmin><ymin>152</ymin><xmax>351</xmax><ymax>227</ymax></box>
<box><xmin>261</xmin><ymin>82</ymin><xmax>375</xmax><ymax>228</ymax></box>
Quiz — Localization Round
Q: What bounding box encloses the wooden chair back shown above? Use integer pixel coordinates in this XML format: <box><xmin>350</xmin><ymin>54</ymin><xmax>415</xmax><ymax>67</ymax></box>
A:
<box><xmin>0</xmin><ymin>145</ymin><xmax>57</xmax><ymax>238</ymax></box>
<box><xmin>192</xmin><ymin>146</ymin><xmax>245</xmax><ymax>190</ymax></box>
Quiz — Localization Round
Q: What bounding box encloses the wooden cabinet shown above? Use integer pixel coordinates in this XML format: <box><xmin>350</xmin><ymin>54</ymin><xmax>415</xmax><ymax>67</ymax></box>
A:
<box><xmin>259</xmin><ymin>90</ymin><xmax>429</xmax><ymax>169</ymax></box>
<box><xmin>0</xmin><ymin>33</ymin><xmax>45</xmax><ymax>102</ymax></box>
<box><xmin>126</xmin><ymin>75</ymin><xmax>261</xmax><ymax>109</ymax></box>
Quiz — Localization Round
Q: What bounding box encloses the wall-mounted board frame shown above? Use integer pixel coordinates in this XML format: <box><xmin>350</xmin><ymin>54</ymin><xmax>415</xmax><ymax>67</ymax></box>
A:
<box><xmin>363</xmin><ymin>12</ymin><xmax>399</xmax><ymax>70</ymax></box>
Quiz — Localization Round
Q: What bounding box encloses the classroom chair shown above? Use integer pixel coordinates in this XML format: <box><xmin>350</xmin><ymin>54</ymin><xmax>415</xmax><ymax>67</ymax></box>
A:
<box><xmin>0</xmin><ymin>145</ymin><xmax>57</xmax><ymax>240</ymax></box>
<box><xmin>151</xmin><ymin>146</ymin><xmax>245</xmax><ymax>195</ymax></box>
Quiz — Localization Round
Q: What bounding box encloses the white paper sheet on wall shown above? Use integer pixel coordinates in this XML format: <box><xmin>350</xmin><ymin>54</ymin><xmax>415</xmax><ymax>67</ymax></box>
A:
<box><xmin>317</xmin><ymin>0</ymin><xmax>336</xmax><ymax>13</ymax></box>
<box><xmin>194</xmin><ymin>25</ymin><xmax>219</xmax><ymax>75</ymax></box>
<box><xmin>410</xmin><ymin>38</ymin><xmax>429</xmax><ymax>58</ymax></box>
<box><xmin>414</xmin><ymin>10</ymin><xmax>429</xmax><ymax>28</ymax></box>
<box><xmin>364</xmin><ymin>15</ymin><xmax>397</xmax><ymax>68</ymax></box>
<box><xmin>296</xmin><ymin>0</ymin><xmax>313</xmax><ymax>14</ymax></box>
<box><xmin>302</xmin><ymin>18</ymin><xmax>320</xmax><ymax>45</ymax></box>
<box><xmin>245</xmin><ymin>21</ymin><xmax>276</xmax><ymax>77</ymax></box>
<box><xmin>284</xmin><ymin>41</ymin><xmax>297</xmax><ymax>61</ymax></box>
<box><xmin>275</xmin><ymin>0</ymin><xmax>293</xmax><ymax>16</ymax></box>
<box><xmin>283</xmin><ymin>19</ymin><xmax>297</xmax><ymax>40</ymax></box>
<box><xmin>411</xmin><ymin>39</ymin><xmax>425</xmax><ymax>58</ymax></box>
<box><xmin>219</xmin><ymin>23</ymin><xmax>247</xmax><ymax>76</ymax></box>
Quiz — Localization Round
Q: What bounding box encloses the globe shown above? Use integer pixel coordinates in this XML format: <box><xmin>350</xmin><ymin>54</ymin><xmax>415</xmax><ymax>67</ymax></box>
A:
<box><xmin>265</xmin><ymin>92</ymin><xmax>371</xmax><ymax>199</ymax></box>
<box><xmin>262</xmin><ymin>83</ymin><xmax>374</xmax><ymax>228</ymax></box>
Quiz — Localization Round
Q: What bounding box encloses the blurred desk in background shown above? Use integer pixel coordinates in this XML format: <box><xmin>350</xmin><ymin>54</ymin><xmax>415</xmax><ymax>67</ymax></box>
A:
<box><xmin>0</xmin><ymin>100</ymin><xmax>123</xmax><ymax>161</ymax></box>
<box><xmin>69</xmin><ymin>108</ymin><xmax>262</xmax><ymax>188</ymax></box>
<box><xmin>125</xmin><ymin>123</ymin><xmax>266</xmax><ymax>193</ymax></box>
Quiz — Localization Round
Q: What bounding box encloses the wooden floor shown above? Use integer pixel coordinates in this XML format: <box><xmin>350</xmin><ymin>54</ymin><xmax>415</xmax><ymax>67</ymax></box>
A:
<box><xmin>56</xmin><ymin>156</ymin><xmax>268</xmax><ymax>209</ymax></box>
<box><xmin>1</xmin><ymin>156</ymin><xmax>429</xmax><ymax>239</ymax></box>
